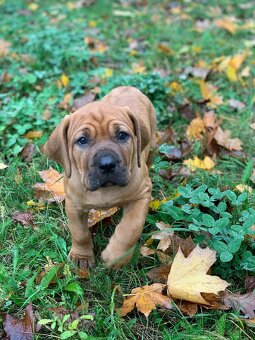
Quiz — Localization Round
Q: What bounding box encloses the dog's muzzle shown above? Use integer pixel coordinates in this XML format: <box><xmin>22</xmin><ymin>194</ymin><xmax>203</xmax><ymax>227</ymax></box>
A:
<box><xmin>86</xmin><ymin>150</ymin><xmax>129</xmax><ymax>191</ymax></box>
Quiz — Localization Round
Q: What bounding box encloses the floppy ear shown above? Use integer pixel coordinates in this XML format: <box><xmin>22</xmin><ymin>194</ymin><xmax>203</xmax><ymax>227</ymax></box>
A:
<box><xmin>43</xmin><ymin>115</ymin><xmax>72</xmax><ymax>178</ymax></box>
<box><xmin>125</xmin><ymin>108</ymin><xmax>150</xmax><ymax>168</ymax></box>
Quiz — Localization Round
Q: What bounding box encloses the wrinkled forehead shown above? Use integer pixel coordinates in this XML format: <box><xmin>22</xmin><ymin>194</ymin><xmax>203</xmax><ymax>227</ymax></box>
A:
<box><xmin>68</xmin><ymin>102</ymin><xmax>132</xmax><ymax>135</ymax></box>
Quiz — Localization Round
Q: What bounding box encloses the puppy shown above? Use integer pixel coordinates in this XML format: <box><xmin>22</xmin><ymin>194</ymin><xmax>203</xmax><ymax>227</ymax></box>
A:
<box><xmin>43</xmin><ymin>86</ymin><xmax>157</xmax><ymax>268</ymax></box>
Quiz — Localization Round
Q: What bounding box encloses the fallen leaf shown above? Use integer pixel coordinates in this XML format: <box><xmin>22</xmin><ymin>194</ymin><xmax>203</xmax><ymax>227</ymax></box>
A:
<box><xmin>28</xmin><ymin>3</ymin><xmax>39</xmax><ymax>11</ymax></box>
<box><xmin>20</xmin><ymin>143</ymin><xmax>37</xmax><ymax>162</ymax></box>
<box><xmin>185</xmin><ymin>66</ymin><xmax>211</xmax><ymax>80</ymax></box>
<box><xmin>60</xmin><ymin>74</ymin><xmax>69</xmax><ymax>87</ymax></box>
<box><xmin>177</xmin><ymin>300</ymin><xmax>198</xmax><ymax>316</ymax></box>
<box><xmin>157</xmin><ymin>44</ymin><xmax>174</xmax><ymax>56</ymax></box>
<box><xmin>0</xmin><ymin>39</ymin><xmax>11</xmax><ymax>57</ymax></box>
<box><xmin>235</xmin><ymin>184</ymin><xmax>253</xmax><ymax>194</ymax></box>
<box><xmin>33</xmin><ymin>168</ymin><xmax>118</xmax><ymax>223</ymax></box>
<box><xmin>167</xmin><ymin>246</ymin><xmax>229</xmax><ymax>304</ymax></box>
<box><xmin>3</xmin><ymin>303</ymin><xmax>41</xmax><ymax>340</ymax></box>
<box><xmin>72</xmin><ymin>92</ymin><xmax>95</xmax><ymax>111</ymax></box>
<box><xmin>223</xmin><ymin>292</ymin><xmax>255</xmax><ymax>319</ymax></box>
<box><xmin>198</xmin><ymin>80</ymin><xmax>223</xmax><ymax>108</ymax></box>
<box><xmin>186</xmin><ymin>117</ymin><xmax>205</xmax><ymax>139</ymax></box>
<box><xmin>24</xmin><ymin>130</ymin><xmax>43</xmax><ymax>140</ymax></box>
<box><xmin>33</xmin><ymin>167</ymin><xmax>65</xmax><ymax>202</ymax></box>
<box><xmin>169</xmin><ymin>81</ymin><xmax>183</xmax><ymax>93</ymax></box>
<box><xmin>184</xmin><ymin>156</ymin><xmax>215</xmax><ymax>171</ymax></box>
<box><xmin>214</xmin><ymin>127</ymin><xmax>242</xmax><ymax>151</ymax></box>
<box><xmin>250</xmin><ymin>123</ymin><xmax>255</xmax><ymax>130</ymax></box>
<box><xmin>88</xmin><ymin>207</ymin><xmax>118</xmax><ymax>228</ymax></box>
<box><xmin>131</xmin><ymin>62</ymin><xmax>146</xmax><ymax>74</ymax></box>
<box><xmin>84</xmin><ymin>37</ymin><xmax>108</xmax><ymax>53</ymax></box>
<box><xmin>58</xmin><ymin>93</ymin><xmax>73</xmax><ymax>110</ymax></box>
<box><xmin>228</xmin><ymin>99</ymin><xmax>245</xmax><ymax>111</ymax></box>
<box><xmin>215</xmin><ymin>18</ymin><xmax>237</xmax><ymax>34</ymax></box>
<box><xmin>147</xmin><ymin>264</ymin><xmax>172</xmax><ymax>284</ymax></box>
<box><xmin>12</xmin><ymin>211</ymin><xmax>37</xmax><ymax>230</ymax></box>
<box><xmin>119</xmin><ymin>283</ymin><xmax>172</xmax><ymax>317</ymax></box>
<box><xmin>245</xmin><ymin>276</ymin><xmax>255</xmax><ymax>293</ymax></box>
<box><xmin>0</xmin><ymin>162</ymin><xmax>8</xmax><ymax>170</ymax></box>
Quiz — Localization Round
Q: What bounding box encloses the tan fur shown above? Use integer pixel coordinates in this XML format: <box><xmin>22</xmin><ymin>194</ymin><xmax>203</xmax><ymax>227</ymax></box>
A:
<box><xmin>43</xmin><ymin>86</ymin><xmax>157</xmax><ymax>268</ymax></box>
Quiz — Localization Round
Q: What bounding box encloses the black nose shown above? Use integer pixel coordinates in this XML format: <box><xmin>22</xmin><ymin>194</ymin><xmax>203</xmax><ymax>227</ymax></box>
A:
<box><xmin>98</xmin><ymin>154</ymin><xmax>116</xmax><ymax>173</ymax></box>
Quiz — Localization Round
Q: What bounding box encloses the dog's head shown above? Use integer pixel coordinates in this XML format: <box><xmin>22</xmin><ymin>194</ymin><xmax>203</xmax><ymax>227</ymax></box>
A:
<box><xmin>43</xmin><ymin>102</ymin><xmax>150</xmax><ymax>191</ymax></box>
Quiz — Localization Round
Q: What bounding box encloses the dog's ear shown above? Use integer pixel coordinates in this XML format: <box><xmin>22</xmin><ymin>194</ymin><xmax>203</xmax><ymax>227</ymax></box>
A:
<box><xmin>43</xmin><ymin>115</ymin><xmax>72</xmax><ymax>178</ymax></box>
<box><xmin>124</xmin><ymin>107</ymin><xmax>150</xmax><ymax>168</ymax></box>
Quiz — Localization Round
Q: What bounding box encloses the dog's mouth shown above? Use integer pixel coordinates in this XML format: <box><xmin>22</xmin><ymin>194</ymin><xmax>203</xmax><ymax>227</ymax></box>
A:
<box><xmin>86</xmin><ymin>171</ymin><xmax>129</xmax><ymax>191</ymax></box>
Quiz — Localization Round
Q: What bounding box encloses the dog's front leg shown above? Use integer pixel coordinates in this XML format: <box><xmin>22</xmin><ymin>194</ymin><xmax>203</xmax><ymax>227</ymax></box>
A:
<box><xmin>101</xmin><ymin>198</ymin><xmax>150</xmax><ymax>269</ymax></box>
<box><xmin>65</xmin><ymin>198</ymin><xmax>95</xmax><ymax>268</ymax></box>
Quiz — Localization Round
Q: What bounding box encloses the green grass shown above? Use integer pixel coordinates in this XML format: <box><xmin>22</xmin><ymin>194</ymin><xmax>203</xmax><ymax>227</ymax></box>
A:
<box><xmin>1</xmin><ymin>0</ymin><xmax>255</xmax><ymax>339</ymax></box>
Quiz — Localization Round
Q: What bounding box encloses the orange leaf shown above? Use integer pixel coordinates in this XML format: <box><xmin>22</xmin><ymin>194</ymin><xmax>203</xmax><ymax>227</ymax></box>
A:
<box><xmin>119</xmin><ymin>283</ymin><xmax>172</xmax><ymax>317</ymax></box>
<box><xmin>24</xmin><ymin>130</ymin><xmax>43</xmax><ymax>139</ymax></box>
<box><xmin>215</xmin><ymin>18</ymin><xmax>237</xmax><ymax>34</ymax></box>
<box><xmin>186</xmin><ymin>117</ymin><xmax>205</xmax><ymax>140</ymax></box>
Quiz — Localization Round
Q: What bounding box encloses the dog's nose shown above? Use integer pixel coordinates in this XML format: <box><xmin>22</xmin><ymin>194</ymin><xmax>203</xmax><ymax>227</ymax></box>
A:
<box><xmin>98</xmin><ymin>154</ymin><xmax>116</xmax><ymax>173</ymax></box>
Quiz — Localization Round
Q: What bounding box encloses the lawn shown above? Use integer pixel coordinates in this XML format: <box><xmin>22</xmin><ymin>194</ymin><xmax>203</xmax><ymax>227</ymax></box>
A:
<box><xmin>0</xmin><ymin>0</ymin><xmax>255</xmax><ymax>339</ymax></box>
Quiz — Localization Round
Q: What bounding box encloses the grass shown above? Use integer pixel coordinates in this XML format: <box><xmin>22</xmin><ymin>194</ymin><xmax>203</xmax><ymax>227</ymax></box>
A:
<box><xmin>0</xmin><ymin>0</ymin><xmax>255</xmax><ymax>339</ymax></box>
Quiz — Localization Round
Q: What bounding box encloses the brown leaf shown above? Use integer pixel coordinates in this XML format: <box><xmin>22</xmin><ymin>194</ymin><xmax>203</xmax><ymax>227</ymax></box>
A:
<box><xmin>3</xmin><ymin>303</ymin><xmax>41</xmax><ymax>340</ymax></box>
<box><xmin>214</xmin><ymin>127</ymin><xmax>242</xmax><ymax>151</ymax></box>
<box><xmin>156</xmin><ymin>128</ymin><xmax>175</xmax><ymax>146</ymax></box>
<box><xmin>12</xmin><ymin>211</ymin><xmax>37</xmax><ymax>230</ymax></box>
<box><xmin>245</xmin><ymin>276</ymin><xmax>255</xmax><ymax>293</ymax></box>
<box><xmin>84</xmin><ymin>37</ymin><xmax>108</xmax><ymax>53</ymax></box>
<box><xmin>223</xmin><ymin>292</ymin><xmax>255</xmax><ymax>319</ymax></box>
<box><xmin>119</xmin><ymin>283</ymin><xmax>172</xmax><ymax>317</ymax></box>
<box><xmin>147</xmin><ymin>264</ymin><xmax>172</xmax><ymax>284</ymax></box>
<box><xmin>33</xmin><ymin>167</ymin><xmax>65</xmax><ymax>202</ymax></box>
<box><xmin>20</xmin><ymin>143</ymin><xmax>37</xmax><ymax>162</ymax></box>
<box><xmin>88</xmin><ymin>207</ymin><xmax>118</xmax><ymax>228</ymax></box>
<box><xmin>177</xmin><ymin>300</ymin><xmax>198</xmax><ymax>316</ymax></box>
<box><xmin>49</xmin><ymin>306</ymin><xmax>79</xmax><ymax>321</ymax></box>
<box><xmin>58</xmin><ymin>93</ymin><xmax>73</xmax><ymax>111</ymax></box>
<box><xmin>72</xmin><ymin>92</ymin><xmax>95</xmax><ymax>111</ymax></box>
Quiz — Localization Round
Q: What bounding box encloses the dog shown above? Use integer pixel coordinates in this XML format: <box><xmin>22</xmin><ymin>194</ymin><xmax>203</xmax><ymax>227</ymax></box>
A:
<box><xmin>43</xmin><ymin>86</ymin><xmax>157</xmax><ymax>269</ymax></box>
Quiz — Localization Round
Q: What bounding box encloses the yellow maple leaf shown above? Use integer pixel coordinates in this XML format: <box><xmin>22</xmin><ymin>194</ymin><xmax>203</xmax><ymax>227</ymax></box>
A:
<box><xmin>184</xmin><ymin>156</ymin><xmax>215</xmax><ymax>171</ymax></box>
<box><xmin>186</xmin><ymin>117</ymin><xmax>205</xmax><ymax>139</ymax></box>
<box><xmin>120</xmin><ymin>283</ymin><xmax>172</xmax><ymax>317</ymax></box>
<box><xmin>167</xmin><ymin>246</ymin><xmax>229</xmax><ymax>304</ymax></box>
<box><xmin>169</xmin><ymin>81</ymin><xmax>183</xmax><ymax>93</ymax></box>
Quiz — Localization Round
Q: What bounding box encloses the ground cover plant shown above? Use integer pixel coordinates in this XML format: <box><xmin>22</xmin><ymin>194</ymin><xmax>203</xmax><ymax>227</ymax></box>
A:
<box><xmin>0</xmin><ymin>0</ymin><xmax>255</xmax><ymax>339</ymax></box>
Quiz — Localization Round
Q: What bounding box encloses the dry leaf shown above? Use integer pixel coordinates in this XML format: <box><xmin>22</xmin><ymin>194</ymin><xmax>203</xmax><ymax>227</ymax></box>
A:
<box><xmin>245</xmin><ymin>276</ymin><xmax>255</xmax><ymax>293</ymax></box>
<box><xmin>215</xmin><ymin>18</ymin><xmax>237</xmax><ymax>34</ymax></box>
<box><xmin>131</xmin><ymin>62</ymin><xmax>146</xmax><ymax>74</ymax></box>
<box><xmin>147</xmin><ymin>264</ymin><xmax>172</xmax><ymax>284</ymax></box>
<box><xmin>12</xmin><ymin>211</ymin><xmax>37</xmax><ymax>230</ymax></box>
<box><xmin>177</xmin><ymin>300</ymin><xmax>198</xmax><ymax>316</ymax></box>
<box><xmin>214</xmin><ymin>127</ymin><xmax>242</xmax><ymax>151</ymax></box>
<box><xmin>184</xmin><ymin>156</ymin><xmax>215</xmax><ymax>171</ymax></box>
<box><xmin>33</xmin><ymin>167</ymin><xmax>65</xmax><ymax>202</ymax></box>
<box><xmin>84</xmin><ymin>37</ymin><xmax>108</xmax><ymax>53</ymax></box>
<box><xmin>167</xmin><ymin>246</ymin><xmax>229</xmax><ymax>305</ymax></box>
<box><xmin>223</xmin><ymin>292</ymin><xmax>255</xmax><ymax>319</ymax></box>
<box><xmin>186</xmin><ymin>117</ymin><xmax>205</xmax><ymax>139</ymax></box>
<box><xmin>72</xmin><ymin>92</ymin><xmax>95</xmax><ymax>111</ymax></box>
<box><xmin>24</xmin><ymin>130</ymin><xmax>43</xmax><ymax>140</ymax></box>
<box><xmin>0</xmin><ymin>162</ymin><xmax>8</xmax><ymax>170</ymax></box>
<box><xmin>58</xmin><ymin>93</ymin><xmax>73</xmax><ymax>110</ymax></box>
<box><xmin>3</xmin><ymin>303</ymin><xmax>41</xmax><ymax>340</ymax></box>
<box><xmin>20</xmin><ymin>143</ymin><xmax>37</xmax><ymax>162</ymax></box>
<box><xmin>88</xmin><ymin>207</ymin><xmax>118</xmax><ymax>228</ymax></box>
<box><xmin>0</xmin><ymin>39</ymin><xmax>11</xmax><ymax>57</ymax></box>
<box><xmin>119</xmin><ymin>283</ymin><xmax>172</xmax><ymax>317</ymax></box>
<box><xmin>158</xmin><ymin>44</ymin><xmax>174</xmax><ymax>56</ymax></box>
<box><xmin>198</xmin><ymin>80</ymin><xmax>223</xmax><ymax>108</ymax></box>
<box><xmin>228</xmin><ymin>99</ymin><xmax>245</xmax><ymax>111</ymax></box>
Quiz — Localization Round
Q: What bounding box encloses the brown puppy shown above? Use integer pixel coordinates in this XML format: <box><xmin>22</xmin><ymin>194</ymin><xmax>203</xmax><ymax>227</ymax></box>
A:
<box><xmin>43</xmin><ymin>86</ymin><xmax>157</xmax><ymax>268</ymax></box>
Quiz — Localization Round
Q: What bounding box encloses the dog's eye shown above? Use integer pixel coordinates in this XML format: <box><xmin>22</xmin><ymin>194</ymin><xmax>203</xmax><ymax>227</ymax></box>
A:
<box><xmin>116</xmin><ymin>131</ymin><xmax>130</xmax><ymax>142</ymax></box>
<box><xmin>76</xmin><ymin>136</ymin><xmax>89</xmax><ymax>145</ymax></box>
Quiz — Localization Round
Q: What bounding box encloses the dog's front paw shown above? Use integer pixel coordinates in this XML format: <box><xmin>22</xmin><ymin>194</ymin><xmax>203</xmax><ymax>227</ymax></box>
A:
<box><xmin>68</xmin><ymin>249</ymin><xmax>95</xmax><ymax>269</ymax></box>
<box><xmin>101</xmin><ymin>245</ymin><xmax>133</xmax><ymax>269</ymax></box>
